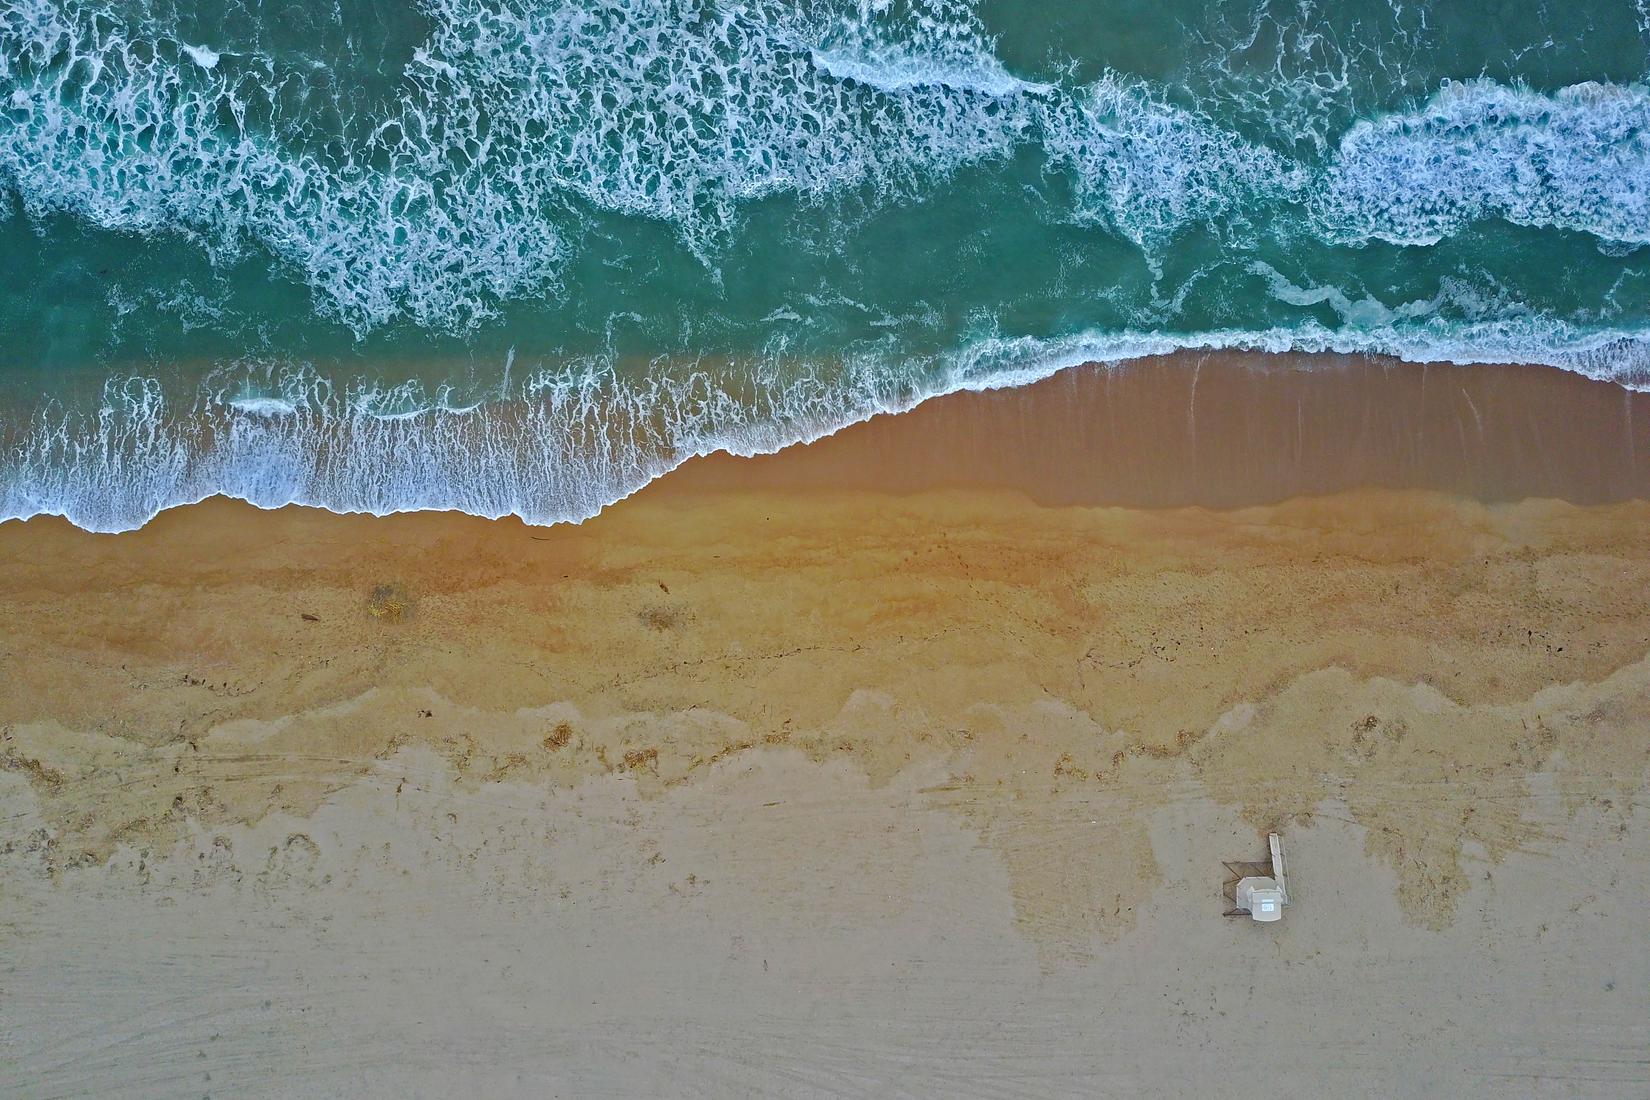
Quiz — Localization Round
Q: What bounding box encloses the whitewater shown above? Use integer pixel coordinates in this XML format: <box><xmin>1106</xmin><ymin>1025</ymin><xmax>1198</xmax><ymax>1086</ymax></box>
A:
<box><xmin>2</xmin><ymin>0</ymin><xmax>1650</xmax><ymax>530</ymax></box>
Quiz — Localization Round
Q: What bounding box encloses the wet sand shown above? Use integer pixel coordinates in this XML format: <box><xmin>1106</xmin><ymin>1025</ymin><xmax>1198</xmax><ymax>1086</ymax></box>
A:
<box><xmin>667</xmin><ymin>353</ymin><xmax>1650</xmax><ymax>506</ymax></box>
<box><xmin>3</xmin><ymin>354</ymin><xmax>1649</xmax><ymax>1097</ymax></box>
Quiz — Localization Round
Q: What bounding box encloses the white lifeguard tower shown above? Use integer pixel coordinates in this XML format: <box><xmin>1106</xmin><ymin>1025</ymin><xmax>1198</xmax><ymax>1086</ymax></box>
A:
<box><xmin>1224</xmin><ymin>833</ymin><xmax>1289</xmax><ymax>922</ymax></box>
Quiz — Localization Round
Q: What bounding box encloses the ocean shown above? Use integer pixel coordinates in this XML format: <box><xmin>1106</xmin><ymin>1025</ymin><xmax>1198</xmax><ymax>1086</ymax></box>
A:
<box><xmin>2</xmin><ymin>0</ymin><xmax>1648</xmax><ymax>530</ymax></box>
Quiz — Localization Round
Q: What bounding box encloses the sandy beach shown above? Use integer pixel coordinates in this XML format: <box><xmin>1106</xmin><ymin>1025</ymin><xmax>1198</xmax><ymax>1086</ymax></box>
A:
<box><xmin>3</xmin><ymin>355</ymin><xmax>1649</xmax><ymax>1097</ymax></box>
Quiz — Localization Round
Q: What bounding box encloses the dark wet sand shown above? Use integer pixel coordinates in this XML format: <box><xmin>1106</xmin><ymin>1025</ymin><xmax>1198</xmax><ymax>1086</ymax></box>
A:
<box><xmin>660</xmin><ymin>354</ymin><xmax>1650</xmax><ymax>507</ymax></box>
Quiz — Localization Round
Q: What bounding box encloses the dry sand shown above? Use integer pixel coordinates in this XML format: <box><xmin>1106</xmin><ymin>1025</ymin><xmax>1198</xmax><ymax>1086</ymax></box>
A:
<box><xmin>2</xmin><ymin>355</ymin><xmax>1648</xmax><ymax>1097</ymax></box>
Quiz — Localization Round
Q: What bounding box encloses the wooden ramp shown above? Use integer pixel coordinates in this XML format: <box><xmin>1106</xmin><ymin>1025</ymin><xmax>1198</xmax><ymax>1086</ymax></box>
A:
<box><xmin>1222</xmin><ymin>859</ymin><xmax>1272</xmax><ymax>916</ymax></box>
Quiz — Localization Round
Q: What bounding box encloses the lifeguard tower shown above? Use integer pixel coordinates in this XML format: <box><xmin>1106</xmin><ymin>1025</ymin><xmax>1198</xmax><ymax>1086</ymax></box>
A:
<box><xmin>1223</xmin><ymin>833</ymin><xmax>1289</xmax><ymax>922</ymax></box>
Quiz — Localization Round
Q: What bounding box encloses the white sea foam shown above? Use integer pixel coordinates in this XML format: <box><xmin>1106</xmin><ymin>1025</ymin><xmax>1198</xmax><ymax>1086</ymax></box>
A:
<box><xmin>5</xmin><ymin>321</ymin><xmax>1649</xmax><ymax>533</ymax></box>
<box><xmin>226</xmin><ymin>397</ymin><xmax>299</xmax><ymax>417</ymax></box>
<box><xmin>4</xmin><ymin>1</ymin><xmax>1647</xmax><ymax>333</ymax></box>
<box><xmin>178</xmin><ymin>41</ymin><xmax>220</xmax><ymax>70</ymax></box>
<box><xmin>1039</xmin><ymin>78</ymin><xmax>1301</xmax><ymax>250</ymax></box>
<box><xmin>0</xmin><ymin>0</ymin><xmax>1040</xmax><ymax>331</ymax></box>
<box><xmin>1316</xmin><ymin>80</ymin><xmax>1650</xmax><ymax>246</ymax></box>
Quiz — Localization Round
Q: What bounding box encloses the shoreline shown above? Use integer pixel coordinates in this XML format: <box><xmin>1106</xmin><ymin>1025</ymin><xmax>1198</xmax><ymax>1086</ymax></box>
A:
<box><xmin>6</xmin><ymin>351</ymin><xmax>1650</xmax><ymax>535</ymax></box>
<box><xmin>3</xmin><ymin>352</ymin><xmax>1649</xmax><ymax>1094</ymax></box>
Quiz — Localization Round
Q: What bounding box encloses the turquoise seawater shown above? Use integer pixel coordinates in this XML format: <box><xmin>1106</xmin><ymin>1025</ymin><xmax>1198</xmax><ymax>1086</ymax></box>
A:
<box><xmin>2</xmin><ymin>0</ymin><xmax>1650</xmax><ymax>529</ymax></box>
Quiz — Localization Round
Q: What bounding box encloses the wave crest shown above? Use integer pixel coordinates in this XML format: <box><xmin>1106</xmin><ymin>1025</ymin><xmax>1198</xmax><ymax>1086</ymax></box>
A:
<box><xmin>1317</xmin><ymin>79</ymin><xmax>1650</xmax><ymax>246</ymax></box>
